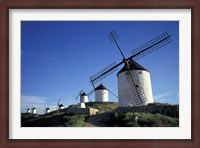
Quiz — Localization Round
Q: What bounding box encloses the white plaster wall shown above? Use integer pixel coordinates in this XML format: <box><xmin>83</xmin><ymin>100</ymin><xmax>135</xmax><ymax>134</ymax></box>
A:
<box><xmin>46</xmin><ymin>109</ymin><xmax>50</xmax><ymax>113</ymax></box>
<box><xmin>80</xmin><ymin>102</ymin><xmax>86</xmax><ymax>108</ymax></box>
<box><xmin>27</xmin><ymin>109</ymin><xmax>31</xmax><ymax>113</ymax></box>
<box><xmin>117</xmin><ymin>70</ymin><xmax>153</xmax><ymax>107</ymax></box>
<box><xmin>95</xmin><ymin>90</ymin><xmax>108</xmax><ymax>102</ymax></box>
<box><xmin>80</xmin><ymin>95</ymin><xmax>89</xmax><ymax>103</ymax></box>
<box><xmin>59</xmin><ymin>106</ymin><xmax>64</xmax><ymax>110</ymax></box>
<box><xmin>32</xmin><ymin>109</ymin><xmax>37</xmax><ymax>114</ymax></box>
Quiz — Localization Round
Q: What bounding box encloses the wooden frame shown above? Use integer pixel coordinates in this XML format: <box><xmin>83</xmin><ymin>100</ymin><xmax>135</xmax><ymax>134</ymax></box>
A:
<box><xmin>0</xmin><ymin>0</ymin><xmax>199</xmax><ymax>147</ymax></box>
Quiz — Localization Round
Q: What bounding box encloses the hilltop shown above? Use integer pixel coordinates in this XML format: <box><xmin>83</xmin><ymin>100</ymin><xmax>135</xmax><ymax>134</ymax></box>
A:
<box><xmin>21</xmin><ymin>102</ymin><xmax>179</xmax><ymax>127</ymax></box>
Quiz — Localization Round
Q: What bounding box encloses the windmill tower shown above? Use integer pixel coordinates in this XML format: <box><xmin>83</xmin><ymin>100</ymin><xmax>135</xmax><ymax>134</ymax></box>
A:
<box><xmin>31</xmin><ymin>107</ymin><xmax>37</xmax><ymax>114</ymax></box>
<box><xmin>117</xmin><ymin>59</ymin><xmax>153</xmax><ymax>106</ymax></box>
<box><xmin>57</xmin><ymin>100</ymin><xmax>64</xmax><ymax>110</ymax></box>
<box><xmin>43</xmin><ymin>106</ymin><xmax>51</xmax><ymax>114</ymax></box>
<box><xmin>80</xmin><ymin>92</ymin><xmax>89</xmax><ymax>103</ymax></box>
<box><xmin>95</xmin><ymin>84</ymin><xmax>109</xmax><ymax>102</ymax></box>
<box><xmin>75</xmin><ymin>90</ymin><xmax>92</xmax><ymax>108</ymax></box>
<box><xmin>89</xmin><ymin>31</ymin><xmax>172</xmax><ymax>107</ymax></box>
<box><xmin>26</xmin><ymin>106</ymin><xmax>31</xmax><ymax>113</ymax></box>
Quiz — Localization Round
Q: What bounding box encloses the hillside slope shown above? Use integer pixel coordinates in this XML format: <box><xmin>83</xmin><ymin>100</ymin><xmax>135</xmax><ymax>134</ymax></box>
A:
<box><xmin>21</xmin><ymin>102</ymin><xmax>179</xmax><ymax>127</ymax></box>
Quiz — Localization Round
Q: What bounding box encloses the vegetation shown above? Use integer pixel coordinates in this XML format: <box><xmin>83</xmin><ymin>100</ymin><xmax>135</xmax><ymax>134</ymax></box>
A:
<box><xmin>21</xmin><ymin>102</ymin><xmax>179</xmax><ymax>127</ymax></box>
<box><xmin>106</xmin><ymin>112</ymin><xmax>179</xmax><ymax>127</ymax></box>
<box><xmin>85</xmin><ymin>102</ymin><xmax>118</xmax><ymax>112</ymax></box>
<box><xmin>63</xmin><ymin>115</ymin><xmax>86</xmax><ymax>127</ymax></box>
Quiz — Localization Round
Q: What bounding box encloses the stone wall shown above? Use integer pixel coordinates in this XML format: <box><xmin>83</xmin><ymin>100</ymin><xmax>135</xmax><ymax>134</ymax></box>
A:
<box><xmin>65</xmin><ymin>107</ymin><xmax>99</xmax><ymax>116</ymax></box>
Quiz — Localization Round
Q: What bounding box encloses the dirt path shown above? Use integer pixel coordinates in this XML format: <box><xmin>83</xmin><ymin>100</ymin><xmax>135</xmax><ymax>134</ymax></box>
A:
<box><xmin>85</xmin><ymin>112</ymin><xmax>112</xmax><ymax>127</ymax></box>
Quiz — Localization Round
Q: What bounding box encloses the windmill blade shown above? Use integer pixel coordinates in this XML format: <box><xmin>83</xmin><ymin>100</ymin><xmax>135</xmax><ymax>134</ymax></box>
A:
<box><xmin>87</xmin><ymin>89</ymin><xmax>94</xmax><ymax>97</ymax></box>
<box><xmin>129</xmin><ymin>32</ymin><xmax>172</xmax><ymax>61</ymax></box>
<box><xmin>90</xmin><ymin>61</ymin><xmax>123</xmax><ymax>84</ymax></box>
<box><xmin>125</xmin><ymin>65</ymin><xmax>143</xmax><ymax>105</ymax></box>
<box><xmin>57</xmin><ymin>99</ymin><xmax>60</xmax><ymax>105</ymax></box>
<box><xmin>106</xmin><ymin>88</ymin><xmax>118</xmax><ymax>99</ymax></box>
<box><xmin>75</xmin><ymin>90</ymin><xmax>83</xmax><ymax>100</ymax></box>
<box><xmin>125</xmin><ymin>70</ymin><xmax>147</xmax><ymax>105</ymax></box>
<box><xmin>108</xmin><ymin>31</ymin><xmax>119</xmax><ymax>42</ymax></box>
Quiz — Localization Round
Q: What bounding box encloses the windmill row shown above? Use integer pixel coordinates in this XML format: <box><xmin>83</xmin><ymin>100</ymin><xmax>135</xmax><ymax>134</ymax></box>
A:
<box><xmin>25</xmin><ymin>83</ymin><xmax>114</xmax><ymax>114</ymax></box>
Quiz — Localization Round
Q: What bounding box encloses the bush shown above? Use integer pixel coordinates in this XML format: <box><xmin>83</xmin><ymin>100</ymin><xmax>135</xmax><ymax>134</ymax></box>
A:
<box><xmin>106</xmin><ymin>112</ymin><xmax>179</xmax><ymax>127</ymax></box>
<box><xmin>138</xmin><ymin>113</ymin><xmax>179</xmax><ymax>127</ymax></box>
<box><xmin>62</xmin><ymin>115</ymin><xmax>86</xmax><ymax>127</ymax></box>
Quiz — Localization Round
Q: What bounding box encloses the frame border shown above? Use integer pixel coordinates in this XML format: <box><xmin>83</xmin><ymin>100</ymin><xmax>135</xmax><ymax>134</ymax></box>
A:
<box><xmin>0</xmin><ymin>0</ymin><xmax>199</xmax><ymax>147</ymax></box>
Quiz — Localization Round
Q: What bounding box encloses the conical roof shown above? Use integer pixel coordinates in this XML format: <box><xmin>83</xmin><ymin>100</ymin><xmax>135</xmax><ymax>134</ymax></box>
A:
<box><xmin>59</xmin><ymin>104</ymin><xmax>64</xmax><ymax>107</ymax></box>
<box><xmin>81</xmin><ymin>92</ymin><xmax>87</xmax><ymax>96</ymax></box>
<box><xmin>95</xmin><ymin>84</ymin><xmax>107</xmax><ymax>90</ymax></box>
<box><xmin>117</xmin><ymin>59</ymin><xmax>148</xmax><ymax>75</ymax></box>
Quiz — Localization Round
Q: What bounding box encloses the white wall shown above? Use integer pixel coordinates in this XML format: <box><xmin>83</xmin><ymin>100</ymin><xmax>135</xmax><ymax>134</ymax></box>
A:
<box><xmin>32</xmin><ymin>109</ymin><xmax>37</xmax><ymax>114</ymax></box>
<box><xmin>118</xmin><ymin>70</ymin><xmax>153</xmax><ymax>107</ymax></box>
<box><xmin>95</xmin><ymin>90</ymin><xmax>109</xmax><ymax>102</ymax></box>
<box><xmin>80</xmin><ymin>95</ymin><xmax>89</xmax><ymax>103</ymax></box>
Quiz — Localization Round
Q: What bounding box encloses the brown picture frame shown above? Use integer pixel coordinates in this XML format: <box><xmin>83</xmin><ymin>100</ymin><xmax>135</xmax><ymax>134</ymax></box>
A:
<box><xmin>0</xmin><ymin>0</ymin><xmax>199</xmax><ymax>147</ymax></box>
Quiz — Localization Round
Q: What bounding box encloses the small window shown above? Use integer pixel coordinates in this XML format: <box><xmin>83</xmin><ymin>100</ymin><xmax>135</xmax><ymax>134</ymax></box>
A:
<box><xmin>139</xmin><ymin>71</ymin><xmax>142</xmax><ymax>74</ymax></box>
<box><xmin>135</xmin><ymin>85</ymin><xmax>139</xmax><ymax>88</ymax></box>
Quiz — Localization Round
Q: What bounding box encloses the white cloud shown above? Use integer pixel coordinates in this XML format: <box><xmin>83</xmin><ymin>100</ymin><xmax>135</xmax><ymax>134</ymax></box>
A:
<box><xmin>21</xmin><ymin>95</ymin><xmax>74</xmax><ymax>114</ymax></box>
<box><xmin>154</xmin><ymin>92</ymin><xmax>171</xmax><ymax>101</ymax></box>
<box><xmin>21</xmin><ymin>95</ymin><xmax>56</xmax><ymax>114</ymax></box>
<box><xmin>153</xmin><ymin>92</ymin><xmax>179</xmax><ymax>104</ymax></box>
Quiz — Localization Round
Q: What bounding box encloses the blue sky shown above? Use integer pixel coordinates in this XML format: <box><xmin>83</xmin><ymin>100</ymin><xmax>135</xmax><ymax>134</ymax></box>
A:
<box><xmin>21</xmin><ymin>21</ymin><xmax>179</xmax><ymax>113</ymax></box>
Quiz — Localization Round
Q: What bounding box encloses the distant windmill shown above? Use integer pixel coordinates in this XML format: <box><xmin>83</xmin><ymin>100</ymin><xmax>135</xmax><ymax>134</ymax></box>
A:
<box><xmin>56</xmin><ymin>99</ymin><xmax>64</xmax><ymax>110</ymax></box>
<box><xmin>26</xmin><ymin>106</ymin><xmax>31</xmax><ymax>113</ymax></box>
<box><xmin>90</xmin><ymin>31</ymin><xmax>172</xmax><ymax>107</ymax></box>
<box><xmin>75</xmin><ymin>89</ymin><xmax>95</xmax><ymax>103</ymax></box>
<box><xmin>43</xmin><ymin>105</ymin><xmax>51</xmax><ymax>114</ymax></box>
<box><xmin>31</xmin><ymin>107</ymin><xmax>37</xmax><ymax>114</ymax></box>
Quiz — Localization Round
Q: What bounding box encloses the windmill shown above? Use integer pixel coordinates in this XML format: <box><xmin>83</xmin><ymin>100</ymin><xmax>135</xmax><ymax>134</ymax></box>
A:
<box><xmin>56</xmin><ymin>99</ymin><xmax>64</xmax><ymax>110</ymax></box>
<box><xmin>89</xmin><ymin>31</ymin><xmax>172</xmax><ymax>107</ymax></box>
<box><xmin>26</xmin><ymin>106</ymin><xmax>31</xmax><ymax>113</ymax></box>
<box><xmin>31</xmin><ymin>106</ymin><xmax>37</xmax><ymax>114</ymax></box>
<box><xmin>75</xmin><ymin>89</ymin><xmax>95</xmax><ymax>103</ymax></box>
<box><xmin>43</xmin><ymin>105</ymin><xmax>51</xmax><ymax>114</ymax></box>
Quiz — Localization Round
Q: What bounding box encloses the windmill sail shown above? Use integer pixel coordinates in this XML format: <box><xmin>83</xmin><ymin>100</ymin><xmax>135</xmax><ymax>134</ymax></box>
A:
<box><xmin>125</xmin><ymin>70</ymin><xmax>148</xmax><ymax>105</ymax></box>
<box><xmin>90</xmin><ymin>32</ymin><xmax>172</xmax><ymax>86</ymax></box>
<box><xmin>75</xmin><ymin>90</ymin><xmax>83</xmax><ymax>100</ymax></box>
<box><xmin>90</xmin><ymin>31</ymin><xmax>172</xmax><ymax>106</ymax></box>
<box><xmin>90</xmin><ymin>62</ymin><xmax>120</xmax><ymax>84</ymax></box>
<box><xmin>131</xmin><ymin>32</ymin><xmax>172</xmax><ymax>61</ymax></box>
<box><xmin>87</xmin><ymin>89</ymin><xmax>94</xmax><ymax>96</ymax></box>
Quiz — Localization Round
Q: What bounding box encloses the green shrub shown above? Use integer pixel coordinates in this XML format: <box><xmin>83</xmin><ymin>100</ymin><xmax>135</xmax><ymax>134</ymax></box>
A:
<box><xmin>138</xmin><ymin>113</ymin><xmax>179</xmax><ymax>127</ymax></box>
<box><xmin>106</xmin><ymin>112</ymin><xmax>178</xmax><ymax>127</ymax></box>
<box><xmin>62</xmin><ymin>115</ymin><xmax>86</xmax><ymax>127</ymax></box>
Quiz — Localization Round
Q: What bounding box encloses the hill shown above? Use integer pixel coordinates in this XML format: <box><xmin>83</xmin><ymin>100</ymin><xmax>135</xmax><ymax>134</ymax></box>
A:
<box><xmin>21</xmin><ymin>102</ymin><xmax>179</xmax><ymax>127</ymax></box>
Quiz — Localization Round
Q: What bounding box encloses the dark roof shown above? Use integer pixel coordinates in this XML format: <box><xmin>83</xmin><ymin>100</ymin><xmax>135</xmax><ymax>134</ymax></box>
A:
<box><xmin>117</xmin><ymin>59</ymin><xmax>148</xmax><ymax>75</ymax></box>
<box><xmin>95</xmin><ymin>84</ymin><xmax>107</xmax><ymax>90</ymax></box>
<box><xmin>59</xmin><ymin>104</ymin><xmax>64</xmax><ymax>107</ymax></box>
<box><xmin>81</xmin><ymin>92</ymin><xmax>87</xmax><ymax>96</ymax></box>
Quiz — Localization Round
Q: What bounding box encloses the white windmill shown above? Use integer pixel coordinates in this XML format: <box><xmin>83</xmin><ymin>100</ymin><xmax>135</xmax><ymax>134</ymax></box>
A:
<box><xmin>43</xmin><ymin>106</ymin><xmax>51</xmax><ymax>114</ymax></box>
<box><xmin>26</xmin><ymin>106</ymin><xmax>31</xmax><ymax>113</ymax></box>
<box><xmin>56</xmin><ymin>99</ymin><xmax>64</xmax><ymax>110</ymax></box>
<box><xmin>31</xmin><ymin>107</ymin><xmax>37</xmax><ymax>114</ymax></box>
<box><xmin>75</xmin><ymin>90</ymin><xmax>90</xmax><ymax>108</ymax></box>
<box><xmin>95</xmin><ymin>84</ymin><xmax>109</xmax><ymax>102</ymax></box>
<box><xmin>89</xmin><ymin>31</ymin><xmax>172</xmax><ymax>107</ymax></box>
